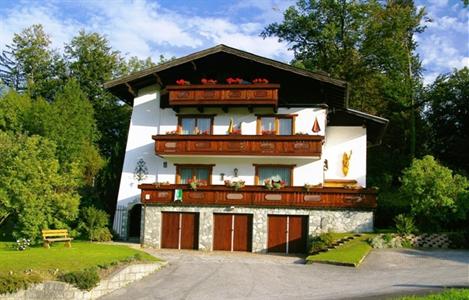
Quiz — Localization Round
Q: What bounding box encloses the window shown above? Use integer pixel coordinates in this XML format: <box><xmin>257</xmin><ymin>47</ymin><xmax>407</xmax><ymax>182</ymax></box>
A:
<box><xmin>178</xmin><ymin>115</ymin><xmax>214</xmax><ymax>135</ymax></box>
<box><xmin>257</xmin><ymin>115</ymin><xmax>295</xmax><ymax>135</ymax></box>
<box><xmin>254</xmin><ymin>165</ymin><xmax>295</xmax><ymax>186</ymax></box>
<box><xmin>175</xmin><ymin>164</ymin><xmax>213</xmax><ymax>184</ymax></box>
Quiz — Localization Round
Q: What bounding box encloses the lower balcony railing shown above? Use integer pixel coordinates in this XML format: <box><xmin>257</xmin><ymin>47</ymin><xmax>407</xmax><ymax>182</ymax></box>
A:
<box><xmin>153</xmin><ymin>135</ymin><xmax>324</xmax><ymax>157</ymax></box>
<box><xmin>138</xmin><ymin>184</ymin><xmax>377</xmax><ymax>209</ymax></box>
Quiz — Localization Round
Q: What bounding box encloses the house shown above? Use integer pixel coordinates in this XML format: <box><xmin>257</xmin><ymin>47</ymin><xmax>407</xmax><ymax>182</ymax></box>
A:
<box><xmin>104</xmin><ymin>44</ymin><xmax>388</xmax><ymax>253</ymax></box>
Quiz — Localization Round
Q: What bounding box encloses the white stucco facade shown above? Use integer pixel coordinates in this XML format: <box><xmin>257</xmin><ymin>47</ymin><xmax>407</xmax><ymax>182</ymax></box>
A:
<box><xmin>113</xmin><ymin>86</ymin><xmax>368</xmax><ymax>238</ymax></box>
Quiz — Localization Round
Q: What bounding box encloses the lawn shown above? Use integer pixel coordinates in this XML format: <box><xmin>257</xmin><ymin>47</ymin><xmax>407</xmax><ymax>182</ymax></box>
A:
<box><xmin>395</xmin><ymin>289</ymin><xmax>469</xmax><ymax>299</ymax></box>
<box><xmin>0</xmin><ymin>241</ymin><xmax>158</xmax><ymax>278</ymax></box>
<box><xmin>306</xmin><ymin>234</ymin><xmax>373</xmax><ymax>267</ymax></box>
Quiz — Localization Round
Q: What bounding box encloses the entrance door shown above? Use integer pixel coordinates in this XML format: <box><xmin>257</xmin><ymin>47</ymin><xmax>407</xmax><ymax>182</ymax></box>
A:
<box><xmin>268</xmin><ymin>215</ymin><xmax>308</xmax><ymax>254</ymax></box>
<box><xmin>213</xmin><ymin>214</ymin><xmax>252</xmax><ymax>252</ymax></box>
<box><xmin>161</xmin><ymin>212</ymin><xmax>199</xmax><ymax>249</ymax></box>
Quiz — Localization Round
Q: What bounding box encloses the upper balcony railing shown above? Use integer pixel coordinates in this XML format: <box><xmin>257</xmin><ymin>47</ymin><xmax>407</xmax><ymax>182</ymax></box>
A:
<box><xmin>153</xmin><ymin>134</ymin><xmax>323</xmax><ymax>157</ymax></box>
<box><xmin>167</xmin><ymin>84</ymin><xmax>280</xmax><ymax>108</ymax></box>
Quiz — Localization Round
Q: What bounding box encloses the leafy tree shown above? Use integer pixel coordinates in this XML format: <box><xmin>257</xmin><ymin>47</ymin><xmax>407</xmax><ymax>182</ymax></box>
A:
<box><xmin>42</xmin><ymin>79</ymin><xmax>104</xmax><ymax>182</ymax></box>
<box><xmin>0</xmin><ymin>90</ymin><xmax>31</xmax><ymax>132</ymax></box>
<box><xmin>263</xmin><ymin>0</ymin><xmax>427</xmax><ymax>198</ymax></box>
<box><xmin>424</xmin><ymin>67</ymin><xmax>469</xmax><ymax>175</ymax></box>
<box><xmin>400</xmin><ymin>155</ymin><xmax>469</xmax><ymax>231</ymax></box>
<box><xmin>0</xmin><ymin>132</ymin><xmax>80</xmax><ymax>242</ymax></box>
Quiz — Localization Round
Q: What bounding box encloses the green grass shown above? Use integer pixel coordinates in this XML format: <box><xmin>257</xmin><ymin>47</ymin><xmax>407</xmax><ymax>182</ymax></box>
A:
<box><xmin>306</xmin><ymin>234</ymin><xmax>373</xmax><ymax>267</ymax></box>
<box><xmin>394</xmin><ymin>289</ymin><xmax>469</xmax><ymax>299</ymax></box>
<box><xmin>0</xmin><ymin>241</ymin><xmax>158</xmax><ymax>278</ymax></box>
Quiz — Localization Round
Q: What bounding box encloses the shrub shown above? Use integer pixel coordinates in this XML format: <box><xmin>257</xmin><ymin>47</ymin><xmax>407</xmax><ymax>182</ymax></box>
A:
<box><xmin>448</xmin><ymin>232</ymin><xmax>469</xmax><ymax>249</ymax></box>
<box><xmin>309</xmin><ymin>232</ymin><xmax>335</xmax><ymax>253</ymax></box>
<box><xmin>0</xmin><ymin>273</ymin><xmax>41</xmax><ymax>295</ymax></box>
<box><xmin>79</xmin><ymin>206</ymin><xmax>113</xmax><ymax>241</ymax></box>
<box><xmin>394</xmin><ymin>214</ymin><xmax>416</xmax><ymax>235</ymax></box>
<box><xmin>368</xmin><ymin>234</ymin><xmax>407</xmax><ymax>249</ymax></box>
<box><xmin>89</xmin><ymin>227</ymin><xmax>112</xmax><ymax>242</ymax></box>
<box><xmin>400</xmin><ymin>155</ymin><xmax>469</xmax><ymax>231</ymax></box>
<box><xmin>58</xmin><ymin>268</ymin><xmax>99</xmax><ymax>290</ymax></box>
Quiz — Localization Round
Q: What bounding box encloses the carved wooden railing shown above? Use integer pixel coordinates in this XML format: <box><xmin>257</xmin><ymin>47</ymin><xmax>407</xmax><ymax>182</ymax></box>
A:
<box><xmin>167</xmin><ymin>84</ymin><xmax>279</xmax><ymax>107</ymax></box>
<box><xmin>153</xmin><ymin>135</ymin><xmax>323</xmax><ymax>157</ymax></box>
<box><xmin>139</xmin><ymin>184</ymin><xmax>377</xmax><ymax>209</ymax></box>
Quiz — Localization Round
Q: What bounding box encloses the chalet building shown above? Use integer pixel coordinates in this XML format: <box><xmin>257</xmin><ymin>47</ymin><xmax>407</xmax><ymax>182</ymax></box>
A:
<box><xmin>105</xmin><ymin>45</ymin><xmax>388</xmax><ymax>253</ymax></box>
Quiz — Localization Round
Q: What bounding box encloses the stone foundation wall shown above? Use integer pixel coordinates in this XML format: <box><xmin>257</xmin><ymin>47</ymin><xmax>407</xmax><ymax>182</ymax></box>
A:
<box><xmin>0</xmin><ymin>263</ymin><xmax>165</xmax><ymax>300</ymax></box>
<box><xmin>142</xmin><ymin>206</ymin><xmax>373</xmax><ymax>252</ymax></box>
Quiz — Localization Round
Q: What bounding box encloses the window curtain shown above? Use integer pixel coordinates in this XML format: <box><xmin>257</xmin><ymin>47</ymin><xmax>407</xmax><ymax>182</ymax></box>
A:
<box><xmin>179</xmin><ymin>167</ymin><xmax>193</xmax><ymax>183</ymax></box>
<box><xmin>181</xmin><ymin>118</ymin><xmax>196</xmax><ymax>135</ymax></box>
<box><xmin>195</xmin><ymin>168</ymin><xmax>209</xmax><ymax>183</ymax></box>
<box><xmin>258</xmin><ymin>167</ymin><xmax>291</xmax><ymax>185</ymax></box>
<box><xmin>261</xmin><ymin>117</ymin><xmax>275</xmax><ymax>132</ymax></box>
<box><xmin>278</xmin><ymin>118</ymin><xmax>292</xmax><ymax>135</ymax></box>
<box><xmin>197</xmin><ymin>118</ymin><xmax>211</xmax><ymax>134</ymax></box>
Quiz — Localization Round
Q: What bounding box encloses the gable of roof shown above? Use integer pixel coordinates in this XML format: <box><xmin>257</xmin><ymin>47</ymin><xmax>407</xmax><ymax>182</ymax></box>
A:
<box><xmin>104</xmin><ymin>44</ymin><xmax>348</xmax><ymax>106</ymax></box>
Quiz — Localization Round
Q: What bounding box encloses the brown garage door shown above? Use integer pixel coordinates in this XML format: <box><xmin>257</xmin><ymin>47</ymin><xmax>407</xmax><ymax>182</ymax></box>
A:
<box><xmin>161</xmin><ymin>212</ymin><xmax>199</xmax><ymax>250</ymax></box>
<box><xmin>213</xmin><ymin>214</ymin><xmax>252</xmax><ymax>252</ymax></box>
<box><xmin>268</xmin><ymin>215</ymin><xmax>308</xmax><ymax>254</ymax></box>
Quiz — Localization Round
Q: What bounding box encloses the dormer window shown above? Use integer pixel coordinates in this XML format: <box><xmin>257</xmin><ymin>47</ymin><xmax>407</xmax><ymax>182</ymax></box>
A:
<box><xmin>178</xmin><ymin>115</ymin><xmax>214</xmax><ymax>135</ymax></box>
<box><xmin>257</xmin><ymin>115</ymin><xmax>296</xmax><ymax>135</ymax></box>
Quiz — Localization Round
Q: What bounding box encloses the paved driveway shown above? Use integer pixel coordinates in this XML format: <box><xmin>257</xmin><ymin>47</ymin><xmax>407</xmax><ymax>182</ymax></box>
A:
<box><xmin>102</xmin><ymin>248</ymin><xmax>469</xmax><ymax>300</ymax></box>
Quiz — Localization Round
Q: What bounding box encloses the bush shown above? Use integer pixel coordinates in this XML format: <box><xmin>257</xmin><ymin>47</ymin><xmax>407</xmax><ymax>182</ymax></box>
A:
<box><xmin>400</xmin><ymin>155</ymin><xmax>469</xmax><ymax>231</ymax></box>
<box><xmin>394</xmin><ymin>214</ymin><xmax>416</xmax><ymax>235</ymax></box>
<box><xmin>0</xmin><ymin>273</ymin><xmax>42</xmax><ymax>295</ymax></box>
<box><xmin>79</xmin><ymin>206</ymin><xmax>113</xmax><ymax>241</ymax></box>
<box><xmin>58</xmin><ymin>268</ymin><xmax>99</xmax><ymax>290</ymax></box>
<box><xmin>448</xmin><ymin>232</ymin><xmax>469</xmax><ymax>249</ymax></box>
<box><xmin>368</xmin><ymin>234</ymin><xmax>406</xmax><ymax>249</ymax></box>
<box><xmin>309</xmin><ymin>232</ymin><xmax>335</xmax><ymax>253</ymax></box>
<box><xmin>89</xmin><ymin>227</ymin><xmax>112</xmax><ymax>242</ymax></box>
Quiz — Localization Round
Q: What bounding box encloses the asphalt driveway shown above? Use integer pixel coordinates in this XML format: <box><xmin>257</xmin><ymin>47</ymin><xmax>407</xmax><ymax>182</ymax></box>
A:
<box><xmin>101</xmin><ymin>248</ymin><xmax>469</xmax><ymax>300</ymax></box>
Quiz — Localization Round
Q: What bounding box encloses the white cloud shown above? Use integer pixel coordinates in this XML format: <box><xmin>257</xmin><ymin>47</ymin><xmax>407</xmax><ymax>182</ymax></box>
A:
<box><xmin>0</xmin><ymin>0</ymin><xmax>293</xmax><ymax>63</ymax></box>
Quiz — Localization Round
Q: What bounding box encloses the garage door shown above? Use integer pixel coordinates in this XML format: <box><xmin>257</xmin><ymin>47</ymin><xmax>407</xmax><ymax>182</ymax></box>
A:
<box><xmin>268</xmin><ymin>215</ymin><xmax>308</xmax><ymax>254</ymax></box>
<box><xmin>213</xmin><ymin>214</ymin><xmax>252</xmax><ymax>252</ymax></box>
<box><xmin>161</xmin><ymin>212</ymin><xmax>199</xmax><ymax>250</ymax></box>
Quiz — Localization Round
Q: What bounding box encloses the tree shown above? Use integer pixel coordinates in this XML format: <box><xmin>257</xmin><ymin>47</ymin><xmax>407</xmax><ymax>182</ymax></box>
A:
<box><xmin>42</xmin><ymin>79</ymin><xmax>103</xmax><ymax>180</ymax></box>
<box><xmin>424</xmin><ymin>67</ymin><xmax>469</xmax><ymax>175</ymax></box>
<box><xmin>0</xmin><ymin>132</ymin><xmax>80</xmax><ymax>242</ymax></box>
<box><xmin>0</xmin><ymin>24</ymin><xmax>65</xmax><ymax>100</ymax></box>
<box><xmin>263</xmin><ymin>0</ymin><xmax>427</xmax><ymax>193</ymax></box>
<box><xmin>400</xmin><ymin>155</ymin><xmax>469</xmax><ymax>231</ymax></box>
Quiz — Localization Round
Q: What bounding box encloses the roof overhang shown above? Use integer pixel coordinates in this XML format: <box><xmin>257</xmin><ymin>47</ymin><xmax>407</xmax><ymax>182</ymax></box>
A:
<box><xmin>328</xmin><ymin>108</ymin><xmax>389</xmax><ymax>146</ymax></box>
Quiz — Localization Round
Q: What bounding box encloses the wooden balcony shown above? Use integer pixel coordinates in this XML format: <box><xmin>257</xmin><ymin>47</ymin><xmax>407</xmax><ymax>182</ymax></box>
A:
<box><xmin>139</xmin><ymin>184</ymin><xmax>377</xmax><ymax>210</ymax></box>
<box><xmin>153</xmin><ymin>134</ymin><xmax>323</xmax><ymax>157</ymax></box>
<box><xmin>167</xmin><ymin>84</ymin><xmax>279</xmax><ymax>108</ymax></box>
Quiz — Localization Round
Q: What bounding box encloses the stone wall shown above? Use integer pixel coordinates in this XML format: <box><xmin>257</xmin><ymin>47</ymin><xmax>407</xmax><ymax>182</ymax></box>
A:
<box><xmin>0</xmin><ymin>263</ymin><xmax>165</xmax><ymax>300</ymax></box>
<box><xmin>143</xmin><ymin>206</ymin><xmax>373</xmax><ymax>252</ymax></box>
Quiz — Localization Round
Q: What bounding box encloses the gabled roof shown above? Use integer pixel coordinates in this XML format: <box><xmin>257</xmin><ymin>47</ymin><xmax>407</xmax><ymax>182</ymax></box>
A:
<box><xmin>104</xmin><ymin>44</ymin><xmax>349</xmax><ymax>107</ymax></box>
<box><xmin>105</xmin><ymin>44</ymin><xmax>347</xmax><ymax>91</ymax></box>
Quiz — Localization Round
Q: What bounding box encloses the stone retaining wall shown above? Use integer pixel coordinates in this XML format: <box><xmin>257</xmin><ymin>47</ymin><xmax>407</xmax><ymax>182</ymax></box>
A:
<box><xmin>143</xmin><ymin>206</ymin><xmax>373</xmax><ymax>252</ymax></box>
<box><xmin>0</xmin><ymin>262</ymin><xmax>166</xmax><ymax>300</ymax></box>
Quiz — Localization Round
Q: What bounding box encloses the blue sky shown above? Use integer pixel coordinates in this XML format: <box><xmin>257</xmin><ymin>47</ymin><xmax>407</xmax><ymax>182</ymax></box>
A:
<box><xmin>0</xmin><ymin>0</ymin><xmax>467</xmax><ymax>84</ymax></box>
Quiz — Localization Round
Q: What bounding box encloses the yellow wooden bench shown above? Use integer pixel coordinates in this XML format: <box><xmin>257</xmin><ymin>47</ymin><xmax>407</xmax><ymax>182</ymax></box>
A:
<box><xmin>42</xmin><ymin>229</ymin><xmax>73</xmax><ymax>248</ymax></box>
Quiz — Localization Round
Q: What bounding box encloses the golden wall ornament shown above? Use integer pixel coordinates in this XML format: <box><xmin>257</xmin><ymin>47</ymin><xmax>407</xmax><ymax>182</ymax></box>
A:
<box><xmin>342</xmin><ymin>150</ymin><xmax>352</xmax><ymax>176</ymax></box>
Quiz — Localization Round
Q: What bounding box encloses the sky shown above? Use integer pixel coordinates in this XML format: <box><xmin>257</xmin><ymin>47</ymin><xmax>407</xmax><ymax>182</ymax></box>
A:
<box><xmin>0</xmin><ymin>0</ymin><xmax>467</xmax><ymax>85</ymax></box>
